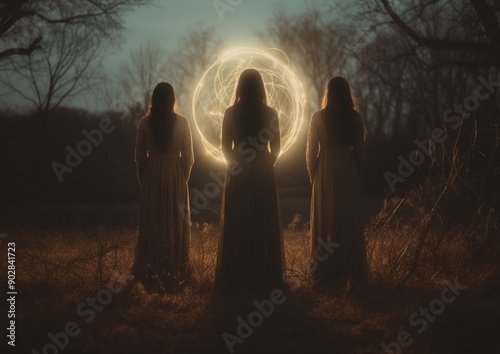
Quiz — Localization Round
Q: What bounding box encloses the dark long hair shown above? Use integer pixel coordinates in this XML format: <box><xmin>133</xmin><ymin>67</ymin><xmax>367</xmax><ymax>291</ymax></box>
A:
<box><xmin>322</xmin><ymin>77</ymin><xmax>365</xmax><ymax>145</ymax></box>
<box><xmin>147</xmin><ymin>82</ymin><xmax>176</xmax><ymax>151</ymax></box>
<box><xmin>233</xmin><ymin>69</ymin><xmax>267</xmax><ymax>137</ymax></box>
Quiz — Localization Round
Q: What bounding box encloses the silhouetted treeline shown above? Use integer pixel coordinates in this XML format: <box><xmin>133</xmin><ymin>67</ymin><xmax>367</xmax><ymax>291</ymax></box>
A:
<box><xmin>3</xmin><ymin>104</ymin><xmax>491</xmax><ymax>211</ymax></box>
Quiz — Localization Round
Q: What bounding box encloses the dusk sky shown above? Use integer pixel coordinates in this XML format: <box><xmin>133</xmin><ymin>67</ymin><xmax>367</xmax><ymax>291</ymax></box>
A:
<box><xmin>1</xmin><ymin>0</ymin><xmax>339</xmax><ymax>112</ymax></box>
<box><xmin>104</xmin><ymin>0</ymin><xmax>336</xmax><ymax>107</ymax></box>
<box><xmin>120</xmin><ymin>0</ymin><xmax>333</xmax><ymax>50</ymax></box>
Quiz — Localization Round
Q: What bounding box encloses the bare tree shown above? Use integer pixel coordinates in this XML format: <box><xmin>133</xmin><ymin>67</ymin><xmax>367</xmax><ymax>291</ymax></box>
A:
<box><xmin>113</xmin><ymin>42</ymin><xmax>168</xmax><ymax>118</ymax></box>
<box><xmin>105</xmin><ymin>26</ymin><xmax>222</xmax><ymax>122</ymax></box>
<box><xmin>1</xmin><ymin>23</ymin><xmax>103</xmax><ymax>134</ymax></box>
<box><xmin>260</xmin><ymin>7</ymin><xmax>352</xmax><ymax>107</ymax></box>
<box><xmin>358</xmin><ymin>0</ymin><xmax>500</xmax><ymax>68</ymax></box>
<box><xmin>0</xmin><ymin>0</ymin><xmax>151</xmax><ymax>136</ymax></box>
<box><xmin>166</xmin><ymin>25</ymin><xmax>223</xmax><ymax>111</ymax></box>
<box><xmin>340</xmin><ymin>0</ymin><xmax>492</xmax><ymax>140</ymax></box>
<box><xmin>0</xmin><ymin>0</ymin><xmax>150</xmax><ymax>62</ymax></box>
<box><xmin>347</xmin><ymin>0</ymin><xmax>500</xmax><ymax>284</ymax></box>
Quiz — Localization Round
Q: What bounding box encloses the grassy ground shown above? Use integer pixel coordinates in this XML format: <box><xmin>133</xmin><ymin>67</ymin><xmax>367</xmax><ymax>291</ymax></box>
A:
<box><xmin>2</xmin><ymin>201</ymin><xmax>500</xmax><ymax>354</ymax></box>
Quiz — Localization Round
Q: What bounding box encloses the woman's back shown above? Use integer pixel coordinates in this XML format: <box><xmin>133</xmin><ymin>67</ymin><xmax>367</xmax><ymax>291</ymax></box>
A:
<box><xmin>215</xmin><ymin>70</ymin><xmax>285</xmax><ymax>294</ymax></box>
<box><xmin>306</xmin><ymin>77</ymin><xmax>367</xmax><ymax>291</ymax></box>
<box><xmin>222</xmin><ymin>104</ymin><xmax>280</xmax><ymax>164</ymax></box>
<box><xmin>314</xmin><ymin>109</ymin><xmax>362</xmax><ymax>148</ymax></box>
<box><xmin>133</xmin><ymin>82</ymin><xmax>194</xmax><ymax>293</ymax></box>
<box><xmin>137</xmin><ymin>114</ymin><xmax>190</xmax><ymax>155</ymax></box>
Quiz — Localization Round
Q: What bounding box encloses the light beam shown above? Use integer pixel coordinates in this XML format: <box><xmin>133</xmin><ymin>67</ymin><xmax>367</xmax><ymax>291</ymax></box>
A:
<box><xmin>192</xmin><ymin>47</ymin><xmax>306</xmax><ymax>162</ymax></box>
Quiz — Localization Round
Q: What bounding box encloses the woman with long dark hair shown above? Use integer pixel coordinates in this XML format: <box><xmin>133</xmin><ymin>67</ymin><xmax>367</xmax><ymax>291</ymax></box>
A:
<box><xmin>133</xmin><ymin>82</ymin><xmax>194</xmax><ymax>292</ymax></box>
<box><xmin>215</xmin><ymin>69</ymin><xmax>286</xmax><ymax>295</ymax></box>
<box><xmin>306</xmin><ymin>76</ymin><xmax>367</xmax><ymax>293</ymax></box>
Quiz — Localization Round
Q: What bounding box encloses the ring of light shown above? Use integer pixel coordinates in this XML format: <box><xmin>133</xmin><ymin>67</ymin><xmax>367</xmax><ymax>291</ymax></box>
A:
<box><xmin>192</xmin><ymin>47</ymin><xmax>306</xmax><ymax>162</ymax></box>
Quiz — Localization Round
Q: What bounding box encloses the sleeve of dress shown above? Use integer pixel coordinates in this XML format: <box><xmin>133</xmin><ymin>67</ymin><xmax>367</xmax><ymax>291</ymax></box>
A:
<box><xmin>270</xmin><ymin>109</ymin><xmax>281</xmax><ymax>165</ymax></box>
<box><xmin>306</xmin><ymin>113</ymin><xmax>320</xmax><ymax>184</ymax></box>
<box><xmin>221</xmin><ymin>108</ymin><xmax>233</xmax><ymax>162</ymax></box>
<box><xmin>181</xmin><ymin>118</ymin><xmax>195</xmax><ymax>181</ymax></box>
<box><xmin>354</xmin><ymin>112</ymin><xmax>366</xmax><ymax>174</ymax></box>
<box><xmin>134</xmin><ymin>119</ymin><xmax>147</xmax><ymax>185</ymax></box>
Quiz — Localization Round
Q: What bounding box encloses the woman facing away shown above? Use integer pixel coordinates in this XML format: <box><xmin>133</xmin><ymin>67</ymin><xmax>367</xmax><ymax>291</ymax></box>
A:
<box><xmin>306</xmin><ymin>76</ymin><xmax>367</xmax><ymax>293</ymax></box>
<box><xmin>215</xmin><ymin>69</ymin><xmax>287</xmax><ymax>295</ymax></box>
<box><xmin>133</xmin><ymin>82</ymin><xmax>194</xmax><ymax>292</ymax></box>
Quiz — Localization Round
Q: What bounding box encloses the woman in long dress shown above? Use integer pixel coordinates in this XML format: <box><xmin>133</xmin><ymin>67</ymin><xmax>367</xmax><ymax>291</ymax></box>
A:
<box><xmin>306</xmin><ymin>76</ymin><xmax>367</xmax><ymax>292</ymax></box>
<box><xmin>215</xmin><ymin>69</ymin><xmax>286</xmax><ymax>295</ymax></box>
<box><xmin>133</xmin><ymin>82</ymin><xmax>194</xmax><ymax>292</ymax></box>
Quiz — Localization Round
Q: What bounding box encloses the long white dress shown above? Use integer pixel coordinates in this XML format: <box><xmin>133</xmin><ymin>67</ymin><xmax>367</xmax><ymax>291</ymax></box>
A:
<box><xmin>306</xmin><ymin>109</ymin><xmax>367</xmax><ymax>288</ymax></box>
<box><xmin>132</xmin><ymin>114</ymin><xmax>194</xmax><ymax>289</ymax></box>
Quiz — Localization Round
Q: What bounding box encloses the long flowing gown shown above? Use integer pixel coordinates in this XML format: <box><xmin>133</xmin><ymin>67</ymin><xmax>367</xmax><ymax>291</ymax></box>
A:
<box><xmin>132</xmin><ymin>114</ymin><xmax>194</xmax><ymax>289</ymax></box>
<box><xmin>215</xmin><ymin>105</ymin><xmax>286</xmax><ymax>294</ymax></box>
<box><xmin>306</xmin><ymin>109</ymin><xmax>367</xmax><ymax>289</ymax></box>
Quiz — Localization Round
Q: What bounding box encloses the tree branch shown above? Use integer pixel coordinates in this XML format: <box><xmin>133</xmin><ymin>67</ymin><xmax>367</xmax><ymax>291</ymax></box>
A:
<box><xmin>379</xmin><ymin>0</ymin><xmax>495</xmax><ymax>57</ymax></box>
<box><xmin>0</xmin><ymin>35</ymin><xmax>42</xmax><ymax>60</ymax></box>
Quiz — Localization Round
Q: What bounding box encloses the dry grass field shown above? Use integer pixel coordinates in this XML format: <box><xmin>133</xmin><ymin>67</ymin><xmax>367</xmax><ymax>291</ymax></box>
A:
<box><xmin>3</xmin><ymin>197</ymin><xmax>499</xmax><ymax>354</ymax></box>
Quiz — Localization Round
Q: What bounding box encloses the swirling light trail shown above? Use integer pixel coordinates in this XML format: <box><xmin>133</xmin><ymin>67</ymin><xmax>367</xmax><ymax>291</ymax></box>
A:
<box><xmin>192</xmin><ymin>47</ymin><xmax>306</xmax><ymax>162</ymax></box>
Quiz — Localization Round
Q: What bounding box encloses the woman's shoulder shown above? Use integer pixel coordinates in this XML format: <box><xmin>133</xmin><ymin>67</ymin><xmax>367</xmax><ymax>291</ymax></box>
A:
<box><xmin>353</xmin><ymin>110</ymin><xmax>363</xmax><ymax>124</ymax></box>
<box><xmin>137</xmin><ymin>115</ymin><xmax>149</xmax><ymax>130</ymax></box>
<box><xmin>174</xmin><ymin>114</ymin><xmax>191</xmax><ymax>128</ymax></box>
<box><xmin>265</xmin><ymin>105</ymin><xmax>278</xmax><ymax>117</ymax></box>
<box><xmin>310</xmin><ymin>109</ymin><xmax>325</xmax><ymax>123</ymax></box>
<box><xmin>222</xmin><ymin>106</ymin><xmax>237</xmax><ymax>124</ymax></box>
<box><xmin>175</xmin><ymin>113</ymin><xmax>189</xmax><ymax>122</ymax></box>
<box><xmin>312</xmin><ymin>109</ymin><xmax>324</xmax><ymax>117</ymax></box>
<box><xmin>224</xmin><ymin>106</ymin><xmax>235</xmax><ymax>116</ymax></box>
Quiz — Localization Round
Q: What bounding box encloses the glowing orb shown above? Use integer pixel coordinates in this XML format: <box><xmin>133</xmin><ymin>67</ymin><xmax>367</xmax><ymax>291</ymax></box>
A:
<box><xmin>192</xmin><ymin>47</ymin><xmax>306</xmax><ymax>162</ymax></box>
